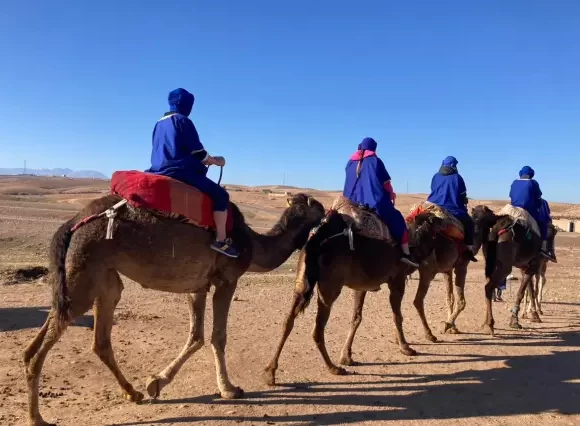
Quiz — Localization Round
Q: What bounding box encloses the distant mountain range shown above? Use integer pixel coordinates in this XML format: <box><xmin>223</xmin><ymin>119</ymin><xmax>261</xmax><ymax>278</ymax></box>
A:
<box><xmin>0</xmin><ymin>168</ymin><xmax>108</xmax><ymax>179</ymax></box>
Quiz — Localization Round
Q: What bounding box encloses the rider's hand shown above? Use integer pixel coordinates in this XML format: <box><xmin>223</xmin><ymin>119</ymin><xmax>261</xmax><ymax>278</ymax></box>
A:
<box><xmin>213</xmin><ymin>156</ymin><xmax>226</xmax><ymax>167</ymax></box>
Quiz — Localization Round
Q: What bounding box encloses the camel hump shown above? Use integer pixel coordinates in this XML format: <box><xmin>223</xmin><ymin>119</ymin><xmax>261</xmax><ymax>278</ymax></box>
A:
<box><xmin>330</xmin><ymin>196</ymin><xmax>392</xmax><ymax>241</ymax></box>
<box><xmin>110</xmin><ymin>170</ymin><xmax>234</xmax><ymax>233</ymax></box>
<box><xmin>498</xmin><ymin>204</ymin><xmax>541</xmax><ymax>237</ymax></box>
<box><xmin>407</xmin><ymin>202</ymin><xmax>464</xmax><ymax>240</ymax></box>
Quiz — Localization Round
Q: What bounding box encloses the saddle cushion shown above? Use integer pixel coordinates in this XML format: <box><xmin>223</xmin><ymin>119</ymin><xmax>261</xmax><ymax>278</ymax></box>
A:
<box><xmin>498</xmin><ymin>204</ymin><xmax>540</xmax><ymax>237</ymax></box>
<box><xmin>110</xmin><ymin>170</ymin><xmax>233</xmax><ymax>232</ymax></box>
<box><xmin>330</xmin><ymin>195</ymin><xmax>392</xmax><ymax>241</ymax></box>
<box><xmin>407</xmin><ymin>202</ymin><xmax>464</xmax><ymax>240</ymax></box>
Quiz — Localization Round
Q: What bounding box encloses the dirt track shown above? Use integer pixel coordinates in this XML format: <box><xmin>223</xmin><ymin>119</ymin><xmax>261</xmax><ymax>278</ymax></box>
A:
<box><xmin>1</xmin><ymin>178</ymin><xmax>579</xmax><ymax>426</ymax></box>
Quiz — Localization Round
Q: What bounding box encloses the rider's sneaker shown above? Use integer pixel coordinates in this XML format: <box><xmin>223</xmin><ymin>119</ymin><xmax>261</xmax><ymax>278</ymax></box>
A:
<box><xmin>463</xmin><ymin>249</ymin><xmax>478</xmax><ymax>262</ymax></box>
<box><xmin>400</xmin><ymin>254</ymin><xmax>420</xmax><ymax>269</ymax></box>
<box><xmin>211</xmin><ymin>239</ymin><xmax>239</xmax><ymax>258</ymax></box>
<box><xmin>540</xmin><ymin>249</ymin><xmax>556</xmax><ymax>263</ymax></box>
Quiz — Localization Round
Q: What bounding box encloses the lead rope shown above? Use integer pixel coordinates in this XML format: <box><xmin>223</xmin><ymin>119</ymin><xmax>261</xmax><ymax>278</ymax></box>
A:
<box><xmin>105</xmin><ymin>199</ymin><xmax>128</xmax><ymax>239</ymax></box>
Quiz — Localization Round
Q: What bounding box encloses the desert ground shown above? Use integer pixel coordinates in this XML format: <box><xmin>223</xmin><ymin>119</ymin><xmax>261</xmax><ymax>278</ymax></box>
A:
<box><xmin>1</xmin><ymin>175</ymin><xmax>579</xmax><ymax>426</ymax></box>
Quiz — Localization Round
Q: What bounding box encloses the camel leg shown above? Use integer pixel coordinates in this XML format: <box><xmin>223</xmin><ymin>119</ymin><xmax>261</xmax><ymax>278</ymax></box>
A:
<box><xmin>23</xmin><ymin>311</ymin><xmax>66</xmax><ymax>426</ymax></box>
<box><xmin>263</xmin><ymin>292</ymin><xmax>307</xmax><ymax>386</ymax></box>
<box><xmin>537</xmin><ymin>266</ymin><xmax>546</xmax><ymax>315</ymax></box>
<box><xmin>523</xmin><ymin>283</ymin><xmax>530</xmax><ymax>319</ymax></box>
<box><xmin>442</xmin><ymin>270</ymin><xmax>455</xmax><ymax>332</ymax></box>
<box><xmin>510</xmin><ymin>272</ymin><xmax>539</xmax><ymax>328</ymax></box>
<box><xmin>146</xmin><ymin>292</ymin><xmax>206</xmax><ymax>398</ymax></box>
<box><xmin>412</xmin><ymin>269</ymin><xmax>438</xmax><ymax>342</ymax></box>
<box><xmin>92</xmin><ymin>271</ymin><xmax>143</xmax><ymax>402</ymax></box>
<box><xmin>339</xmin><ymin>290</ymin><xmax>367</xmax><ymax>365</ymax></box>
<box><xmin>210</xmin><ymin>280</ymin><xmax>244</xmax><ymax>399</ymax></box>
<box><xmin>312</xmin><ymin>279</ymin><xmax>346</xmax><ymax>375</ymax></box>
<box><xmin>389</xmin><ymin>274</ymin><xmax>416</xmax><ymax>356</ymax></box>
<box><xmin>445</xmin><ymin>264</ymin><xmax>468</xmax><ymax>334</ymax></box>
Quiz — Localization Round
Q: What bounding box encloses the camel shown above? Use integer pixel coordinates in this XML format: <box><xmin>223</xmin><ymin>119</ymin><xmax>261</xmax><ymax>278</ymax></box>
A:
<box><xmin>23</xmin><ymin>192</ymin><xmax>325</xmax><ymax>426</ymax></box>
<box><xmin>471</xmin><ymin>205</ymin><xmax>546</xmax><ymax>335</ymax></box>
<box><xmin>339</xmin><ymin>205</ymin><xmax>476</xmax><ymax>362</ymax></box>
<box><xmin>262</xmin><ymin>206</ymin><xmax>444</xmax><ymax>386</ymax></box>
<box><xmin>524</xmin><ymin>223</ymin><xmax>557</xmax><ymax>317</ymax></box>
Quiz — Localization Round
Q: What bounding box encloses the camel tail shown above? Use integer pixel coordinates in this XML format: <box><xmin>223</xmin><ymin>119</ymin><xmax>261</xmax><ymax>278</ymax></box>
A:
<box><xmin>299</xmin><ymin>211</ymin><xmax>345</xmax><ymax>313</ymax></box>
<box><xmin>50</xmin><ymin>220</ymin><xmax>75</xmax><ymax>324</ymax></box>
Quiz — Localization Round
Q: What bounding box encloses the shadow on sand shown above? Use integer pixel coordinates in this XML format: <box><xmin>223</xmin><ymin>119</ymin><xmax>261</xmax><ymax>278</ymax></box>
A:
<box><xmin>0</xmin><ymin>306</ymin><xmax>93</xmax><ymax>332</ymax></box>
<box><xmin>119</xmin><ymin>330</ymin><xmax>580</xmax><ymax>425</ymax></box>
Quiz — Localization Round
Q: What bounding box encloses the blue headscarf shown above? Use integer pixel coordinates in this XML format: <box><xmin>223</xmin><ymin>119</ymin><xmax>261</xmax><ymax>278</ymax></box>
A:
<box><xmin>358</xmin><ymin>137</ymin><xmax>377</xmax><ymax>152</ymax></box>
<box><xmin>442</xmin><ymin>156</ymin><xmax>458</xmax><ymax>168</ymax></box>
<box><xmin>519</xmin><ymin>166</ymin><xmax>535</xmax><ymax>179</ymax></box>
<box><xmin>168</xmin><ymin>88</ymin><xmax>194</xmax><ymax>117</ymax></box>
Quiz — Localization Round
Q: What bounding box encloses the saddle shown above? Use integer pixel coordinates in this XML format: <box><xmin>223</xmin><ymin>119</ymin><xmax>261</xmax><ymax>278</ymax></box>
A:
<box><xmin>329</xmin><ymin>196</ymin><xmax>392</xmax><ymax>241</ymax></box>
<box><xmin>110</xmin><ymin>170</ymin><xmax>234</xmax><ymax>232</ymax></box>
<box><xmin>497</xmin><ymin>204</ymin><xmax>540</xmax><ymax>237</ymax></box>
<box><xmin>407</xmin><ymin>202</ymin><xmax>464</xmax><ymax>240</ymax></box>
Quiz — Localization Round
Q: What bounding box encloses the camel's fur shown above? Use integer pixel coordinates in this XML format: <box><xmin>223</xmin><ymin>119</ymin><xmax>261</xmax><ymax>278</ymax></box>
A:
<box><xmin>262</xmin><ymin>209</ymin><xmax>444</xmax><ymax>385</ymax></box>
<box><xmin>471</xmin><ymin>205</ymin><xmax>544</xmax><ymax>335</ymax></box>
<box><xmin>23</xmin><ymin>193</ymin><xmax>325</xmax><ymax>426</ymax></box>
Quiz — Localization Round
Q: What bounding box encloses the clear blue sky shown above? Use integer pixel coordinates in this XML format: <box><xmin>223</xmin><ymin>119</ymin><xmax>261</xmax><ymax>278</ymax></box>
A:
<box><xmin>1</xmin><ymin>1</ymin><xmax>579</xmax><ymax>201</ymax></box>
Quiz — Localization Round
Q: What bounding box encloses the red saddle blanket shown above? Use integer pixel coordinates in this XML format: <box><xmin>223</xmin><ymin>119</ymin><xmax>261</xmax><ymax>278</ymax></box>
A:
<box><xmin>110</xmin><ymin>170</ymin><xmax>233</xmax><ymax>232</ymax></box>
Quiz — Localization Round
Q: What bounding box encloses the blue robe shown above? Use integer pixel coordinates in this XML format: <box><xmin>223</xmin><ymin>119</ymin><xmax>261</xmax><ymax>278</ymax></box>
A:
<box><xmin>509</xmin><ymin>178</ymin><xmax>546</xmax><ymax>239</ymax></box>
<box><xmin>343</xmin><ymin>154</ymin><xmax>407</xmax><ymax>242</ymax></box>
<box><xmin>539</xmin><ymin>198</ymin><xmax>552</xmax><ymax>224</ymax></box>
<box><xmin>145</xmin><ymin>88</ymin><xmax>229</xmax><ymax>211</ymax></box>
<box><xmin>427</xmin><ymin>170</ymin><xmax>468</xmax><ymax>217</ymax></box>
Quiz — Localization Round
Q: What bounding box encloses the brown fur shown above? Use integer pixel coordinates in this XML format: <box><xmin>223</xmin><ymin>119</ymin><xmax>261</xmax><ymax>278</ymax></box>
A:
<box><xmin>328</xmin><ymin>210</ymin><xmax>475</xmax><ymax>365</ymax></box>
<box><xmin>23</xmin><ymin>193</ymin><xmax>325</xmax><ymax>426</ymax></box>
<box><xmin>471</xmin><ymin>204</ymin><xmax>544</xmax><ymax>335</ymax></box>
<box><xmin>262</xmin><ymin>210</ymin><xmax>444</xmax><ymax>385</ymax></box>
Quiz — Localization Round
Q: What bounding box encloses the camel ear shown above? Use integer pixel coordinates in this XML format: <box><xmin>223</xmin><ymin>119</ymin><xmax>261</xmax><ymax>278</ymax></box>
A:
<box><xmin>286</xmin><ymin>198</ymin><xmax>293</xmax><ymax>207</ymax></box>
<box><xmin>307</xmin><ymin>196</ymin><xmax>314</xmax><ymax>207</ymax></box>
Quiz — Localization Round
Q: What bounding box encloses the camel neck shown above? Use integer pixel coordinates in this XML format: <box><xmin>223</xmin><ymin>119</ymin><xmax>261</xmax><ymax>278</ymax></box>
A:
<box><xmin>247</xmin><ymin>218</ymin><xmax>311</xmax><ymax>273</ymax></box>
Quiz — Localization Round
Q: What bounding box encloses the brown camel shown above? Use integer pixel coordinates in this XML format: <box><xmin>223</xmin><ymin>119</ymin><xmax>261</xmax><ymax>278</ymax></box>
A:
<box><xmin>23</xmin><ymin>193</ymin><xmax>325</xmax><ymax>426</ymax></box>
<box><xmin>471</xmin><ymin>205</ymin><xmax>545</xmax><ymax>335</ymax></box>
<box><xmin>340</xmin><ymin>214</ymin><xmax>474</xmax><ymax>363</ymax></box>
<box><xmin>262</xmin><ymin>207</ymin><xmax>443</xmax><ymax>385</ymax></box>
<box><xmin>524</xmin><ymin>223</ymin><xmax>557</xmax><ymax>317</ymax></box>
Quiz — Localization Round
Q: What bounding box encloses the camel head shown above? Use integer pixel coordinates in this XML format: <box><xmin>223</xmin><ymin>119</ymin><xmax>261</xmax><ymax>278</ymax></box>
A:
<box><xmin>471</xmin><ymin>205</ymin><xmax>497</xmax><ymax>252</ymax></box>
<box><xmin>407</xmin><ymin>212</ymin><xmax>445</xmax><ymax>261</ymax></box>
<box><xmin>280</xmin><ymin>193</ymin><xmax>326</xmax><ymax>248</ymax></box>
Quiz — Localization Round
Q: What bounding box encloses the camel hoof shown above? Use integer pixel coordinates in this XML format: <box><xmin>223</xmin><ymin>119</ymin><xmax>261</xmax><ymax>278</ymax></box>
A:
<box><xmin>441</xmin><ymin>322</ymin><xmax>459</xmax><ymax>335</ymax></box>
<box><xmin>220</xmin><ymin>386</ymin><xmax>244</xmax><ymax>399</ymax></box>
<box><xmin>530</xmin><ymin>313</ymin><xmax>542</xmax><ymax>323</ymax></box>
<box><xmin>145</xmin><ymin>376</ymin><xmax>162</xmax><ymax>399</ymax></box>
<box><xmin>521</xmin><ymin>313</ymin><xmax>528</xmax><ymax>319</ymax></box>
<box><xmin>30</xmin><ymin>420</ymin><xmax>57</xmax><ymax>426</ymax></box>
<box><xmin>482</xmin><ymin>324</ymin><xmax>495</xmax><ymax>336</ymax></box>
<box><xmin>538</xmin><ymin>309</ymin><xmax>544</xmax><ymax>316</ymax></box>
<box><xmin>400</xmin><ymin>347</ymin><xmax>417</xmax><ymax>356</ymax></box>
<box><xmin>329</xmin><ymin>366</ymin><xmax>348</xmax><ymax>376</ymax></box>
<box><xmin>262</xmin><ymin>369</ymin><xmax>276</xmax><ymax>386</ymax></box>
<box><xmin>339</xmin><ymin>356</ymin><xmax>357</xmax><ymax>366</ymax></box>
<box><xmin>425</xmin><ymin>333</ymin><xmax>438</xmax><ymax>343</ymax></box>
<box><xmin>509</xmin><ymin>318</ymin><xmax>522</xmax><ymax>329</ymax></box>
<box><xmin>124</xmin><ymin>389</ymin><xmax>144</xmax><ymax>403</ymax></box>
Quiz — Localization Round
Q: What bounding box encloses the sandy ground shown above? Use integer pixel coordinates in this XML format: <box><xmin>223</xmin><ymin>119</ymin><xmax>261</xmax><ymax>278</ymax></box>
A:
<box><xmin>0</xmin><ymin>177</ymin><xmax>579</xmax><ymax>426</ymax></box>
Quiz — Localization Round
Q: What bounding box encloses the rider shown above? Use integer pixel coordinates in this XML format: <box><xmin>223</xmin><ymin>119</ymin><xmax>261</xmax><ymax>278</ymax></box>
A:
<box><xmin>539</xmin><ymin>197</ymin><xmax>557</xmax><ymax>262</ymax></box>
<box><xmin>509</xmin><ymin>166</ymin><xmax>554</xmax><ymax>261</ymax></box>
<box><xmin>426</xmin><ymin>156</ymin><xmax>477</xmax><ymax>262</ymax></box>
<box><xmin>146</xmin><ymin>88</ymin><xmax>239</xmax><ymax>258</ymax></box>
<box><xmin>343</xmin><ymin>137</ymin><xmax>419</xmax><ymax>268</ymax></box>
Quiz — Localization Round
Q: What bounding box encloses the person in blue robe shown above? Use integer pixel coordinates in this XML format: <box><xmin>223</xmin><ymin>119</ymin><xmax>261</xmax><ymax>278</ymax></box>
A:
<box><xmin>146</xmin><ymin>88</ymin><xmax>239</xmax><ymax>258</ymax></box>
<box><xmin>426</xmin><ymin>156</ymin><xmax>477</xmax><ymax>262</ymax></box>
<box><xmin>508</xmin><ymin>166</ymin><xmax>554</xmax><ymax>261</ymax></box>
<box><xmin>343</xmin><ymin>137</ymin><xmax>418</xmax><ymax>268</ymax></box>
